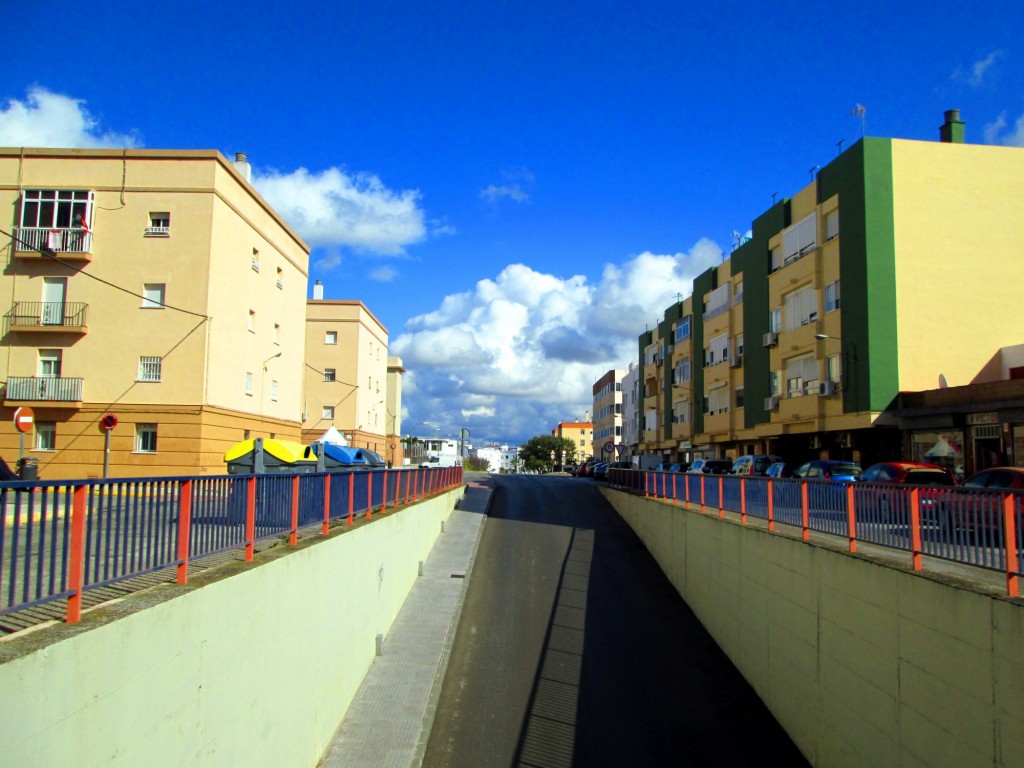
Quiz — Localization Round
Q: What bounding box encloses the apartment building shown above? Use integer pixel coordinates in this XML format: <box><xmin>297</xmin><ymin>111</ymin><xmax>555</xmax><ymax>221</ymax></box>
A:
<box><xmin>552</xmin><ymin>420</ymin><xmax>592</xmax><ymax>464</ymax></box>
<box><xmin>0</xmin><ymin>148</ymin><xmax>309</xmax><ymax>479</ymax></box>
<box><xmin>303</xmin><ymin>285</ymin><xmax>392</xmax><ymax>459</ymax></box>
<box><xmin>620</xmin><ymin>361</ymin><xmax>640</xmax><ymax>461</ymax></box>
<box><xmin>638</xmin><ymin>111</ymin><xmax>1024</xmax><ymax>470</ymax></box>
<box><xmin>592</xmin><ymin>369</ymin><xmax>624</xmax><ymax>460</ymax></box>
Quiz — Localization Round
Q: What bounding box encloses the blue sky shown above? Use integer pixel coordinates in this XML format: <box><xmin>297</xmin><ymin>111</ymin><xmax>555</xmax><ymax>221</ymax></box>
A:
<box><xmin>3</xmin><ymin>0</ymin><xmax>1023</xmax><ymax>448</ymax></box>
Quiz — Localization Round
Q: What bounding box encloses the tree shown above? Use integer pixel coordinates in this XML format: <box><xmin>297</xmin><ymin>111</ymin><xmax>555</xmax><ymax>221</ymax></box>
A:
<box><xmin>463</xmin><ymin>455</ymin><xmax>490</xmax><ymax>471</ymax></box>
<box><xmin>518</xmin><ymin>435</ymin><xmax>579</xmax><ymax>472</ymax></box>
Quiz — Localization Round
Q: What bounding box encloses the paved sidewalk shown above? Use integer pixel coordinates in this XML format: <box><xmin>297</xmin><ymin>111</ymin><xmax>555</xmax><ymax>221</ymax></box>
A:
<box><xmin>318</xmin><ymin>481</ymin><xmax>491</xmax><ymax>768</ymax></box>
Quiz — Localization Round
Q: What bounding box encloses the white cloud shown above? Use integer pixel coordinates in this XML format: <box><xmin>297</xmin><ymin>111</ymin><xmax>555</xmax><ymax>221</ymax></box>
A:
<box><xmin>393</xmin><ymin>239</ymin><xmax>724</xmax><ymax>444</ymax></box>
<box><xmin>953</xmin><ymin>50</ymin><xmax>1004</xmax><ymax>87</ymax></box>
<box><xmin>253</xmin><ymin>167</ymin><xmax>427</xmax><ymax>255</ymax></box>
<box><xmin>369</xmin><ymin>265</ymin><xmax>399</xmax><ymax>282</ymax></box>
<box><xmin>983</xmin><ymin>112</ymin><xmax>1024</xmax><ymax>147</ymax></box>
<box><xmin>0</xmin><ymin>86</ymin><xmax>139</xmax><ymax>148</ymax></box>
<box><xmin>480</xmin><ymin>184</ymin><xmax>529</xmax><ymax>203</ymax></box>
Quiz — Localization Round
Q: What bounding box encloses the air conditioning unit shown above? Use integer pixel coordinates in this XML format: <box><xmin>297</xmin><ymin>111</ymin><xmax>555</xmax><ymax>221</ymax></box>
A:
<box><xmin>819</xmin><ymin>380</ymin><xmax>837</xmax><ymax>396</ymax></box>
<box><xmin>762</xmin><ymin>332</ymin><xmax>778</xmax><ymax>348</ymax></box>
<box><xmin>764</xmin><ymin>396</ymin><xmax>780</xmax><ymax>411</ymax></box>
<box><xmin>654</xmin><ymin>354</ymin><xmax>663</xmax><ymax>366</ymax></box>
<box><xmin>729</xmin><ymin>354</ymin><xmax>742</xmax><ymax>368</ymax></box>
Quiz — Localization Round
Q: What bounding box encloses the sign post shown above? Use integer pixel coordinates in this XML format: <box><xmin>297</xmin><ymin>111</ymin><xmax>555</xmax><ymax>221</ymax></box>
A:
<box><xmin>100</xmin><ymin>414</ymin><xmax>118</xmax><ymax>478</ymax></box>
<box><xmin>13</xmin><ymin>406</ymin><xmax>34</xmax><ymax>463</ymax></box>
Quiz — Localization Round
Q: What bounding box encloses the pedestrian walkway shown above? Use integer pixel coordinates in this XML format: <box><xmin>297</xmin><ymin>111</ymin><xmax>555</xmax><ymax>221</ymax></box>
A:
<box><xmin>318</xmin><ymin>480</ymin><xmax>491</xmax><ymax>768</ymax></box>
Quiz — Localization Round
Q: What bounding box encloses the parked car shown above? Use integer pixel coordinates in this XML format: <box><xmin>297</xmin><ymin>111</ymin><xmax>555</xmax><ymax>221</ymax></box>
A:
<box><xmin>794</xmin><ymin>460</ymin><xmax>862</xmax><ymax>482</ymax></box>
<box><xmin>730</xmin><ymin>454</ymin><xmax>784</xmax><ymax>476</ymax></box>
<box><xmin>764</xmin><ymin>461</ymin><xmax>800</xmax><ymax>479</ymax></box>
<box><xmin>961</xmin><ymin>466</ymin><xmax>1024</xmax><ymax>490</ymax></box>
<box><xmin>859</xmin><ymin>462</ymin><xmax>956</xmax><ymax>523</ymax></box>
<box><xmin>591</xmin><ymin>461</ymin><xmax>610</xmax><ymax>480</ymax></box>
<box><xmin>688</xmin><ymin>458</ymin><xmax>733</xmax><ymax>474</ymax></box>
<box><xmin>860</xmin><ymin>462</ymin><xmax>956</xmax><ymax>486</ymax></box>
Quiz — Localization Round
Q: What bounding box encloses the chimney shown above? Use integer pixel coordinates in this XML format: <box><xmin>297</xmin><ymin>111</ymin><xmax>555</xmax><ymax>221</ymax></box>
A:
<box><xmin>939</xmin><ymin>110</ymin><xmax>965</xmax><ymax>144</ymax></box>
<box><xmin>313</xmin><ymin>280</ymin><xmax>324</xmax><ymax>300</ymax></box>
<box><xmin>233</xmin><ymin>152</ymin><xmax>252</xmax><ymax>182</ymax></box>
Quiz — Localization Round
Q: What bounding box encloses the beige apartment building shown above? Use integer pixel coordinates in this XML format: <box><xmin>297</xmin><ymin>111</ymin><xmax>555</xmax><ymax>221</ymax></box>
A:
<box><xmin>592</xmin><ymin>369</ymin><xmax>624</xmax><ymax>459</ymax></box>
<box><xmin>552</xmin><ymin>420</ymin><xmax>592</xmax><ymax>464</ymax></box>
<box><xmin>638</xmin><ymin>111</ymin><xmax>1024</xmax><ymax>474</ymax></box>
<box><xmin>0</xmin><ymin>148</ymin><xmax>310</xmax><ymax>479</ymax></box>
<box><xmin>303</xmin><ymin>287</ymin><xmax>391</xmax><ymax>460</ymax></box>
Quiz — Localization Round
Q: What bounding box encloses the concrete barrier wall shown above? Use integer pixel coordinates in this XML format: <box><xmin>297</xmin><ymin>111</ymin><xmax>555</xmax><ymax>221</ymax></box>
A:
<box><xmin>602</xmin><ymin>488</ymin><xmax>1024</xmax><ymax>768</ymax></box>
<box><xmin>0</xmin><ymin>488</ymin><xmax>463</xmax><ymax>768</ymax></box>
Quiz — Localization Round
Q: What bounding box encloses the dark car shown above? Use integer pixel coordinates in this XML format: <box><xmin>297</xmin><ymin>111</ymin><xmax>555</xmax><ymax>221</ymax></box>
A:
<box><xmin>949</xmin><ymin>467</ymin><xmax>1024</xmax><ymax>535</ymax></box>
<box><xmin>0</xmin><ymin>455</ymin><xmax>18</xmax><ymax>481</ymax></box>
<box><xmin>731</xmin><ymin>454</ymin><xmax>784</xmax><ymax>476</ymax></box>
<box><xmin>795</xmin><ymin>460</ymin><xmax>862</xmax><ymax>482</ymax></box>
<box><xmin>688</xmin><ymin>458</ymin><xmax>733</xmax><ymax>474</ymax></box>
<box><xmin>591</xmin><ymin>461</ymin><xmax>610</xmax><ymax>480</ymax></box>
<box><xmin>765</xmin><ymin>461</ymin><xmax>800</xmax><ymax>479</ymax></box>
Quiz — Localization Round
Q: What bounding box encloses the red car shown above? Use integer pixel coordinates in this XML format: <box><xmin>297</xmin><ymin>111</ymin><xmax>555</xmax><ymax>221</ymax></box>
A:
<box><xmin>962</xmin><ymin>466</ymin><xmax>1024</xmax><ymax>490</ymax></box>
<box><xmin>860</xmin><ymin>462</ymin><xmax>956</xmax><ymax>486</ymax></box>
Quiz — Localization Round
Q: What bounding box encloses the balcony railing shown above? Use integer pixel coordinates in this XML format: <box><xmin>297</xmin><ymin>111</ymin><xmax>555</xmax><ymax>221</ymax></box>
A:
<box><xmin>13</xmin><ymin>227</ymin><xmax>92</xmax><ymax>256</ymax></box>
<box><xmin>5</xmin><ymin>376</ymin><xmax>84</xmax><ymax>402</ymax></box>
<box><xmin>6</xmin><ymin>302</ymin><xmax>88</xmax><ymax>331</ymax></box>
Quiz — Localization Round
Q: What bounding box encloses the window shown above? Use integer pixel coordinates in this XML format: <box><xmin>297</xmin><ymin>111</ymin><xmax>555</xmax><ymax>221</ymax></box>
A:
<box><xmin>770</xmin><ymin>370</ymin><xmax>782</xmax><ymax>397</ymax></box>
<box><xmin>39</xmin><ymin>349</ymin><xmax>62</xmax><ymax>377</ymax></box>
<box><xmin>735</xmin><ymin>333</ymin><xmax>744</xmax><ymax>358</ymax></box>
<box><xmin>734</xmin><ymin>281</ymin><xmax>744</xmax><ymax>303</ymax></box>
<box><xmin>674</xmin><ymin>357</ymin><xmax>691</xmax><ymax>385</ymax></box>
<box><xmin>707</xmin><ymin>386</ymin><xmax>729</xmax><ymax>414</ymax></box>
<box><xmin>248</xmin><ymin>309</ymin><xmax>255</xmax><ymax>332</ymax></box>
<box><xmin>704</xmin><ymin>334</ymin><xmax>728</xmax><ymax>367</ymax></box>
<box><xmin>770</xmin><ymin>308</ymin><xmax>782</xmax><ymax>333</ymax></box>
<box><xmin>825</xmin><ymin>209</ymin><xmax>840</xmax><ymax>241</ymax></box>
<box><xmin>786</xmin><ymin>356</ymin><xmax>820</xmax><ymax>397</ymax></box>
<box><xmin>782</xmin><ymin>212</ymin><xmax>817</xmax><ymax>262</ymax></box>
<box><xmin>245</xmin><ymin>371</ymin><xmax>253</xmax><ymax>395</ymax></box>
<box><xmin>271</xmin><ymin>380</ymin><xmax>278</xmax><ymax>401</ymax></box>
<box><xmin>136</xmin><ymin>424</ymin><xmax>158</xmax><ymax>453</ymax></box>
<box><xmin>19</xmin><ymin>189</ymin><xmax>93</xmax><ymax>231</ymax></box>
<box><xmin>276</xmin><ymin>267</ymin><xmax>284</xmax><ymax>289</ymax></box>
<box><xmin>704</xmin><ymin>284</ymin><xmax>731</xmax><ymax>320</ymax></box>
<box><xmin>35</xmin><ymin>421</ymin><xmax>56</xmax><ymax>451</ymax></box>
<box><xmin>146</xmin><ymin>213</ymin><xmax>170</xmax><ymax>236</ymax></box>
<box><xmin>251</xmin><ymin>248</ymin><xmax>260</xmax><ymax>272</ymax></box>
<box><xmin>322</xmin><ymin>405</ymin><xmax>335</xmax><ymax>420</ymax></box>
<box><xmin>735</xmin><ymin>388</ymin><xmax>745</xmax><ymax>409</ymax></box>
<box><xmin>141</xmin><ymin>283</ymin><xmax>165</xmax><ymax>309</ymax></box>
<box><xmin>137</xmin><ymin>356</ymin><xmax>162</xmax><ymax>382</ymax></box>
<box><xmin>325</xmin><ymin>331</ymin><xmax>337</xmax><ymax>345</ymax></box>
<box><xmin>675</xmin><ymin>316</ymin><xmax>691</xmax><ymax>342</ymax></box>
<box><xmin>273</xmin><ymin>323</ymin><xmax>280</xmax><ymax>344</ymax></box>
<box><xmin>323</xmin><ymin>368</ymin><xmax>337</xmax><ymax>382</ymax></box>
<box><xmin>827</xmin><ymin>354</ymin><xmax>842</xmax><ymax>384</ymax></box>
<box><xmin>825</xmin><ymin>281</ymin><xmax>841</xmax><ymax>312</ymax></box>
<box><xmin>783</xmin><ymin>285</ymin><xmax>819</xmax><ymax>330</ymax></box>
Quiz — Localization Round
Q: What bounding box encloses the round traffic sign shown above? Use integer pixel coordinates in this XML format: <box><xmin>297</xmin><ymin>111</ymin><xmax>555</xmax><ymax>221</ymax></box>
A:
<box><xmin>604</xmin><ymin>441</ymin><xmax>614</xmax><ymax>453</ymax></box>
<box><xmin>13</xmin><ymin>406</ymin><xmax>35</xmax><ymax>434</ymax></box>
<box><xmin>101</xmin><ymin>413</ymin><xmax>118</xmax><ymax>431</ymax></box>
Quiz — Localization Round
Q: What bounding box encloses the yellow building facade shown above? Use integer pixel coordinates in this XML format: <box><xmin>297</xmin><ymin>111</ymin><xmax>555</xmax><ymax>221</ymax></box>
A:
<box><xmin>302</xmin><ymin>294</ymin><xmax>390</xmax><ymax>459</ymax></box>
<box><xmin>0</xmin><ymin>148</ymin><xmax>310</xmax><ymax>479</ymax></box>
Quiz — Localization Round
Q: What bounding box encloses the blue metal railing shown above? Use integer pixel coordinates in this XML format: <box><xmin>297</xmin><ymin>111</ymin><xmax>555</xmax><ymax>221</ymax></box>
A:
<box><xmin>608</xmin><ymin>469</ymin><xmax>1023</xmax><ymax>596</ymax></box>
<box><xmin>1</xmin><ymin>466</ymin><xmax>463</xmax><ymax>625</ymax></box>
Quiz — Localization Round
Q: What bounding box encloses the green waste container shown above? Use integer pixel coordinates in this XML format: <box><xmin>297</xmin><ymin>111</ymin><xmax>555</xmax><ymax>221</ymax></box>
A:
<box><xmin>17</xmin><ymin>456</ymin><xmax>39</xmax><ymax>481</ymax></box>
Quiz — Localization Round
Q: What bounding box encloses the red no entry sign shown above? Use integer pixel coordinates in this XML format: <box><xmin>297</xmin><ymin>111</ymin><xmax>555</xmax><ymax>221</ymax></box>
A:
<box><xmin>13</xmin><ymin>406</ymin><xmax>34</xmax><ymax>433</ymax></box>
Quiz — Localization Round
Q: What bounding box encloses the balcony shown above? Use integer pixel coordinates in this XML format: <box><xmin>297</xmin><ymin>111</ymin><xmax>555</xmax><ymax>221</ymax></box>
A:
<box><xmin>6</xmin><ymin>302</ymin><xmax>88</xmax><ymax>334</ymax></box>
<box><xmin>5</xmin><ymin>376</ymin><xmax>84</xmax><ymax>406</ymax></box>
<box><xmin>13</xmin><ymin>228</ymin><xmax>92</xmax><ymax>260</ymax></box>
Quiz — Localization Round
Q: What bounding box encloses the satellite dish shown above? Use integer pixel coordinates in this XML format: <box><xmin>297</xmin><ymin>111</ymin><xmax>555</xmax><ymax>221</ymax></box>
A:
<box><xmin>938</xmin><ymin>374</ymin><xmax>948</xmax><ymax>389</ymax></box>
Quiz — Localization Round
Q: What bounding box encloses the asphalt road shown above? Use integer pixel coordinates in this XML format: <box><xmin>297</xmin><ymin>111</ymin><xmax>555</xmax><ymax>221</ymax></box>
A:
<box><xmin>423</xmin><ymin>473</ymin><xmax>810</xmax><ymax>767</ymax></box>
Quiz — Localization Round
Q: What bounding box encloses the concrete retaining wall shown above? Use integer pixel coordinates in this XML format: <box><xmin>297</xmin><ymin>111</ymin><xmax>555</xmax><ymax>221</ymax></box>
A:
<box><xmin>602</xmin><ymin>488</ymin><xmax>1024</xmax><ymax>768</ymax></box>
<box><xmin>0</xmin><ymin>488</ymin><xmax>462</xmax><ymax>768</ymax></box>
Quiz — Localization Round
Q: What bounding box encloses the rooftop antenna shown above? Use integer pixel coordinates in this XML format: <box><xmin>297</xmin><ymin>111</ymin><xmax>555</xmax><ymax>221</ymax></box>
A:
<box><xmin>809</xmin><ymin>165</ymin><xmax>820</xmax><ymax>181</ymax></box>
<box><xmin>771</xmin><ymin>192</ymin><xmax>778</xmax><ymax>205</ymax></box>
<box><xmin>836</xmin><ymin>138</ymin><xmax>844</xmax><ymax>155</ymax></box>
<box><xmin>851</xmin><ymin>103</ymin><xmax>866</xmax><ymax>137</ymax></box>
